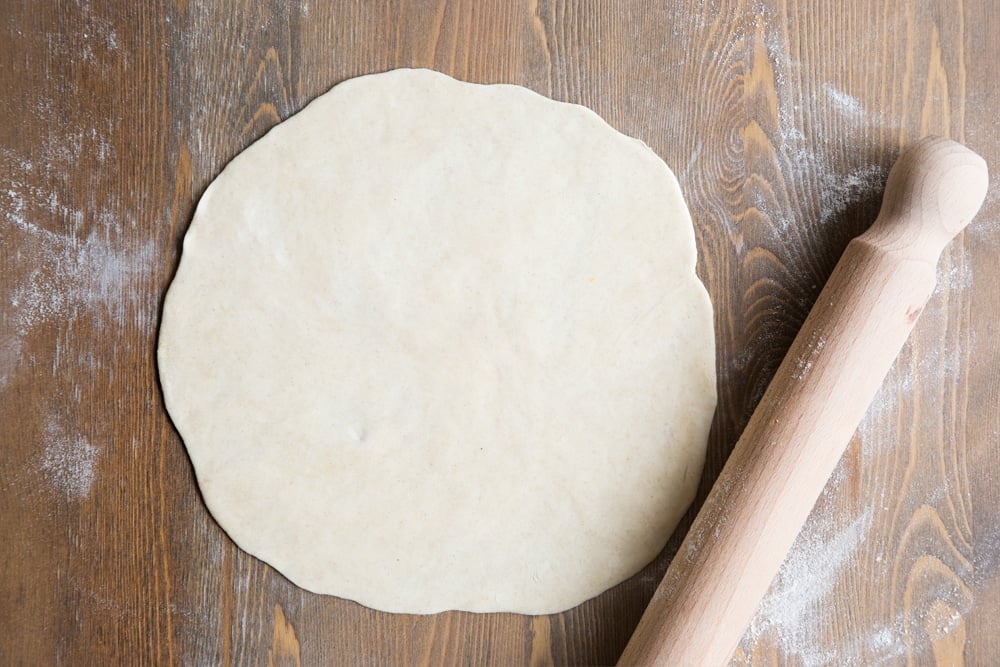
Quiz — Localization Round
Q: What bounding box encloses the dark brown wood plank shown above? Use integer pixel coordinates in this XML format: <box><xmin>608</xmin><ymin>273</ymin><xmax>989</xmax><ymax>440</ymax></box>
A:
<box><xmin>1</xmin><ymin>1</ymin><xmax>997</xmax><ymax>665</ymax></box>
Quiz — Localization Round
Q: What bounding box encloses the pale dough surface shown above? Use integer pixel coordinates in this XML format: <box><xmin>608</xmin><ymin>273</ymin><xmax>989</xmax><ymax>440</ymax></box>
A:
<box><xmin>158</xmin><ymin>68</ymin><xmax>716</xmax><ymax>614</ymax></box>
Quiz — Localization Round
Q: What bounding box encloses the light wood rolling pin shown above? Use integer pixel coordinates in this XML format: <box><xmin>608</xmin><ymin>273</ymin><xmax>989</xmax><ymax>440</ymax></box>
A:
<box><xmin>618</xmin><ymin>136</ymin><xmax>989</xmax><ymax>666</ymax></box>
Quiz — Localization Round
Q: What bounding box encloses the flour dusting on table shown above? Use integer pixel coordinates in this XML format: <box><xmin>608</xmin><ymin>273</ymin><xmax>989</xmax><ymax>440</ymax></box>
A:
<box><xmin>1</xmin><ymin>109</ymin><xmax>149</xmax><ymax>499</ymax></box>
<box><xmin>40</xmin><ymin>417</ymin><xmax>99</xmax><ymax>499</ymax></box>
<box><xmin>822</xmin><ymin>83</ymin><xmax>866</xmax><ymax>120</ymax></box>
<box><xmin>740</xmin><ymin>462</ymin><xmax>906</xmax><ymax>666</ymax></box>
<box><xmin>859</xmin><ymin>254</ymin><xmax>972</xmax><ymax>442</ymax></box>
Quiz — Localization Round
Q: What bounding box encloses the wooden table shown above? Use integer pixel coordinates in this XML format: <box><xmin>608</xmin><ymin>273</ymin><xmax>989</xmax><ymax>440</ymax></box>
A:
<box><xmin>2</xmin><ymin>1</ymin><xmax>997</xmax><ymax>664</ymax></box>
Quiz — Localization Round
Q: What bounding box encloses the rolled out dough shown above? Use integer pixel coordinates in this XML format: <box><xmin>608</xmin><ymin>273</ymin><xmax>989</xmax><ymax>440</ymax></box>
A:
<box><xmin>158</xmin><ymin>68</ymin><xmax>716</xmax><ymax>614</ymax></box>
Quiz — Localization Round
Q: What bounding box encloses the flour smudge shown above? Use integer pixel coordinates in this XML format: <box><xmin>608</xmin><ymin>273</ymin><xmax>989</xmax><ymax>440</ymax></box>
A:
<box><xmin>40</xmin><ymin>418</ymin><xmax>99</xmax><ymax>499</ymax></box>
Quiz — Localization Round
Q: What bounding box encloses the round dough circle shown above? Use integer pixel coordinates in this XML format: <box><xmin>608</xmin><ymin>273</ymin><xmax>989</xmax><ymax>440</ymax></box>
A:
<box><xmin>159</xmin><ymin>69</ymin><xmax>716</xmax><ymax>614</ymax></box>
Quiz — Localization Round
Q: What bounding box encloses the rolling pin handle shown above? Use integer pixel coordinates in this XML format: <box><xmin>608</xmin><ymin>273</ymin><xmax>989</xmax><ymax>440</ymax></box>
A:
<box><xmin>863</xmin><ymin>137</ymin><xmax>989</xmax><ymax>256</ymax></box>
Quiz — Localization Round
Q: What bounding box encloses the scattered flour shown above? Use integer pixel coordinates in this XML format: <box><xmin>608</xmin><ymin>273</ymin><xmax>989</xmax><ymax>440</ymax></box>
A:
<box><xmin>965</xmin><ymin>186</ymin><xmax>1000</xmax><ymax>249</ymax></box>
<box><xmin>823</xmin><ymin>83</ymin><xmax>866</xmax><ymax>120</ymax></box>
<box><xmin>971</xmin><ymin>520</ymin><xmax>1000</xmax><ymax>588</ymax></box>
<box><xmin>1</xmin><ymin>10</ymin><xmax>144</xmax><ymax>507</ymax></box>
<box><xmin>1</xmin><ymin>146</ymin><xmax>155</xmax><ymax>340</ymax></box>
<box><xmin>0</xmin><ymin>334</ymin><xmax>24</xmax><ymax>390</ymax></box>
<box><xmin>1</xmin><ymin>165</ymin><xmax>150</xmax><ymax>500</ymax></box>
<box><xmin>740</xmin><ymin>473</ymin><xmax>913</xmax><ymax>665</ymax></box>
<box><xmin>766</xmin><ymin>127</ymin><xmax>890</xmax><ymax>236</ymax></box>
<box><xmin>817</xmin><ymin>164</ymin><xmax>890</xmax><ymax>226</ymax></box>
<box><xmin>40</xmin><ymin>418</ymin><xmax>98</xmax><ymax>499</ymax></box>
<box><xmin>7</xmin><ymin>223</ymin><xmax>155</xmax><ymax>335</ymax></box>
<box><xmin>739</xmin><ymin>2</ymin><xmax>897</xmax><ymax>240</ymax></box>
<box><xmin>757</xmin><ymin>507</ymin><xmax>874</xmax><ymax>637</ymax></box>
<box><xmin>857</xmin><ymin>250</ymin><xmax>972</xmax><ymax>447</ymax></box>
<box><xmin>54</xmin><ymin>0</ymin><xmax>120</xmax><ymax>64</ymax></box>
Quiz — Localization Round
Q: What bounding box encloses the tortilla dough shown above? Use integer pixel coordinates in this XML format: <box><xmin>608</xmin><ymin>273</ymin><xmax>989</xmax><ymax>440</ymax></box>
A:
<box><xmin>158</xmin><ymin>68</ymin><xmax>716</xmax><ymax>614</ymax></box>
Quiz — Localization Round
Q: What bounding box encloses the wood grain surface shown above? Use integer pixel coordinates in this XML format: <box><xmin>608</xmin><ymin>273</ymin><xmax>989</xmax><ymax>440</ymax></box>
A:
<box><xmin>1</xmin><ymin>1</ymin><xmax>997</xmax><ymax>665</ymax></box>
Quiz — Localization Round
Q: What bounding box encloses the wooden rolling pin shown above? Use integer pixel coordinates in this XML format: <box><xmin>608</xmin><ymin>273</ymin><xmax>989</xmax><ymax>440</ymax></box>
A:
<box><xmin>618</xmin><ymin>137</ymin><xmax>989</xmax><ymax>666</ymax></box>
